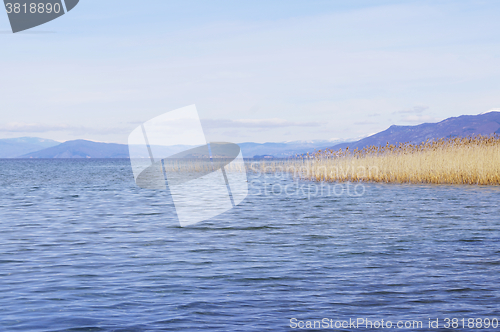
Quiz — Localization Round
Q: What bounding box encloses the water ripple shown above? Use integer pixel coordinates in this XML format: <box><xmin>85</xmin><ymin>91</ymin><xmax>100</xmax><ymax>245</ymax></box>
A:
<box><xmin>0</xmin><ymin>160</ymin><xmax>499</xmax><ymax>331</ymax></box>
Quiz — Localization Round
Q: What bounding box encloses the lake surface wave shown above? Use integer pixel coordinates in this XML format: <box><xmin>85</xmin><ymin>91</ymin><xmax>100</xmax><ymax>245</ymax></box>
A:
<box><xmin>1</xmin><ymin>159</ymin><xmax>499</xmax><ymax>331</ymax></box>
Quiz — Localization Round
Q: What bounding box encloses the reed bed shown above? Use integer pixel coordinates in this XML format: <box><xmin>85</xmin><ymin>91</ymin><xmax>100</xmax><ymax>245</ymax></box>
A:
<box><xmin>253</xmin><ymin>135</ymin><xmax>500</xmax><ymax>185</ymax></box>
<box><xmin>162</xmin><ymin>158</ymin><xmax>246</xmax><ymax>173</ymax></box>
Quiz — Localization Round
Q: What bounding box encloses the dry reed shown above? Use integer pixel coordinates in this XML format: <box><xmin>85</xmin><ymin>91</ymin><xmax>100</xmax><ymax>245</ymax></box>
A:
<box><xmin>254</xmin><ymin>135</ymin><xmax>500</xmax><ymax>185</ymax></box>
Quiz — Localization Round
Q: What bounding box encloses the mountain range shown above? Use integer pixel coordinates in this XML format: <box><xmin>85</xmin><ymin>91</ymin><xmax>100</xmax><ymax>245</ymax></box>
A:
<box><xmin>16</xmin><ymin>139</ymin><xmax>350</xmax><ymax>159</ymax></box>
<box><xmin>21</xmin><ymin>139</ymin><xmax>130</xmax><ymax>158</ymax></box>
<box><xmin>2</xmin><ymin>112</ymin><xmax>499</xmax><ymax>158</ymax></box>
<box><xmin>0</xmin><ymin>137</ymin><xmax>60</xmax><ymax>158</ymax></box>
<box><xmin>330</xmin><ymin>111</ymin><xmax>500</xmax><ymax>151</ymax></box>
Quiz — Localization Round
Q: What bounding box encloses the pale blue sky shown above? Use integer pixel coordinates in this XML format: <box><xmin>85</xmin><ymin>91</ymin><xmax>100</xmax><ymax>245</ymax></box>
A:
<box><xmin>1</xmin><ymin>0</ymin><xmax>499</xmax><ymax>143</ymax></box>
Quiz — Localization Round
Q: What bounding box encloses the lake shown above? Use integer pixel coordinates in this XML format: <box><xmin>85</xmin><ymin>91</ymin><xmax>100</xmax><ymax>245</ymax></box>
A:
<box><xmin>1</xmin><ymin>159</ymin><xmax>499</xmax><ymax>331</ymax></box>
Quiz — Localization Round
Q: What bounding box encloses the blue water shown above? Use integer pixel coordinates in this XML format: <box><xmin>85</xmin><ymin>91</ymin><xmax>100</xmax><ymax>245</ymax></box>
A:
<box><xmin>1</xmin><ymin>159</ymin><xmax>500</xmax><ymax>331</ymax></box>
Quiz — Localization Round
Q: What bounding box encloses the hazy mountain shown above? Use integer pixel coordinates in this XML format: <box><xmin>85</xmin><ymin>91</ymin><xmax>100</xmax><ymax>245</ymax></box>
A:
<box><xmin>238</xmin><ymin>139</ymin><xmax>353</xmax><ymax>158</ymax></box>
<box><xmin>19</xmin><ymin>139</ymin><xmax>354</xmax><ymax>159</ymax></box>
<box><xmin>330</xmin><ymin>112</ymin><xmax>500</xmax><ymax>151</ymax></box>
<box><xmin>15</xmin><ymin>112</ymin><xmax>500</xmax><ymax>158</ymax></box>
<box><xmin>21</xmin><ymin>140</ymin><xmax>129</xmax><ymax>158</ymax></box>
<box><xmin>128</xmin><ymin>144</ymin><xmax>199</xmax><ymax>159</ymax></box>
<box><xmin>0</xmin><ymin>137</ymin><xmax>60</xmax><ymax>158</ymax></box>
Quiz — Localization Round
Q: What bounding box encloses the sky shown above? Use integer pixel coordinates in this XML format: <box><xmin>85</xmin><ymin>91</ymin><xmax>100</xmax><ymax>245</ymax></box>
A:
<box><xmin>1</xmin><ymin>0</ymin><xmax>500</xmax><ymax>144</ymax></box>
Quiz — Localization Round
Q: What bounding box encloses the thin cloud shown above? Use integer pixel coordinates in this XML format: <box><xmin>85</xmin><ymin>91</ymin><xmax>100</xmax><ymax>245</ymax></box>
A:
<box><xmin>202</xmin><ymin>118</ymin><xmax>322</xmax><ymax>129</ymax></box>
<box><xmin>0</xmin><ymin>122</ymin><xmax>128</xmax><ymax>136</ymax></box>
<box><xmin>401</xmin><ymin>115</ymin><xmax>442</xmax><ymax>123</ymax></box>
<box><xmin>0</xmin><ymin>122</ymin><xmax>74</xmax><ymax>132</ymax></box>
<box><xmin>394</xmin><ymin>106</ymin><xmax>429</xmax><ymax>114</ymax></box>
<box><xmin>354</xmin><ymin>120</ymin><xmax>378</xmax><ymax>125</ymax></box>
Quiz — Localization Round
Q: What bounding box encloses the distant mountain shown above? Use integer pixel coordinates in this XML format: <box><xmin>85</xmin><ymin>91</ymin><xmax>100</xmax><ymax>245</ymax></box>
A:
<box><xmin>0</xmin><ymin>137</ymin><xmax>60</xmax><ymax>158</ymax></box>
<box><xmin>21</xmin><ymin>140</ymin><xmax>129</xmax><ymax>158</ymax></box>
<box><xmin>330</xmin><ymin>112</ymin><xmax>500</xmax><ymax>151</ymax></box>
<box><xmin>19</xmin><ymin>139</ymin><xmax>354</xmax><ymax>159</ymax></box>
<box><xmin>8</xmin><ymin>113</ymin><xmax>500</xmax><ymax>158</ymax></box>
<box><xmin>238</xmin><ymin>139</ymin><xmax>352</xmax><ymax>158</ymax></box>
<box><xmin>128</xmin><ymin>144</ymin><xmax>200</xmax><ymax>159</ymax></box>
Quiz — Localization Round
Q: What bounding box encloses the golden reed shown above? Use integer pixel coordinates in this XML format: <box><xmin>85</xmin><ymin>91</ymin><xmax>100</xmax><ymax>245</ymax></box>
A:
<box><xmin>254</xmin><ymin>135</ymin><xmax>500</xmax><ymax>185</ymax></box>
